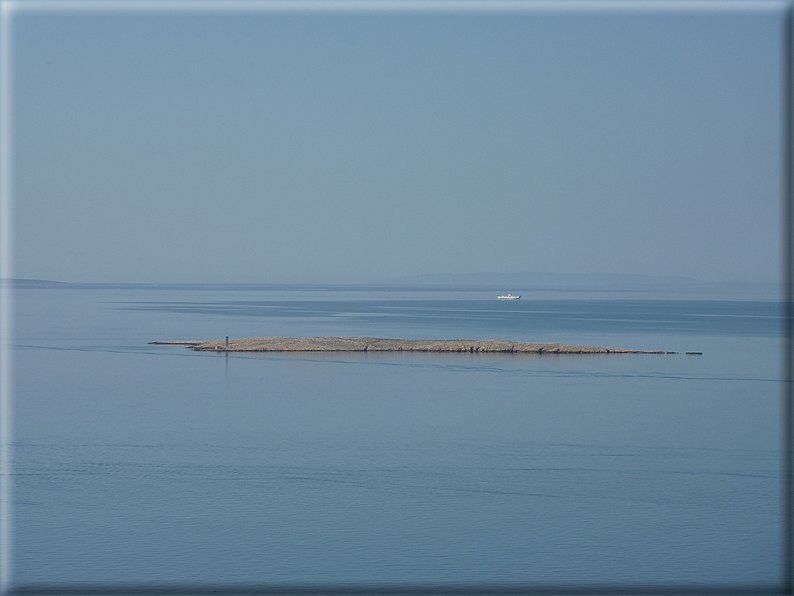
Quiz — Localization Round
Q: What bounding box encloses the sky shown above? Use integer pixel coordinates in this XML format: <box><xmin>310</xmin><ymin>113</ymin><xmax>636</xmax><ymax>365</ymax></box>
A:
<box><xmin>7</xmin><ymin>1</ymin><xmax>787</xmax><ymax>284</ymax></box>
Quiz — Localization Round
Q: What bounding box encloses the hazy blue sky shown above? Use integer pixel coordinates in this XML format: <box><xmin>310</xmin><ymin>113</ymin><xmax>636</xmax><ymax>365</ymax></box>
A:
<box><xmin>9</xmin><ymin>2</ymin><xmax>786</xmax><ymax>284</ymax></box>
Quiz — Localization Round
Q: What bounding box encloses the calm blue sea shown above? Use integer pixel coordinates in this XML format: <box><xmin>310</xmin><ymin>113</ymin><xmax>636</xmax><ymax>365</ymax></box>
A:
<box><xmin>9</xmin><ymin>284</ymin><xmax>787</xmax><ymax>588</ymax></box>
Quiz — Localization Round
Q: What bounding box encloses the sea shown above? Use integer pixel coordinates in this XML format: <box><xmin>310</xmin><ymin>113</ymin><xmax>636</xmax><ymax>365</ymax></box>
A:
<box><xmin>7</xmin><ymin>282</ymin><xmax>788</xmax><ymax>590</ymax></box>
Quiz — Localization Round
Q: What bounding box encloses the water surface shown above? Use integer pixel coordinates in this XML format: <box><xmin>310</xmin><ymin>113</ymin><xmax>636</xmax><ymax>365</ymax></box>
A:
<box><xmin>11</xmin><ymin>285</ymin><xmax>785</xmax><ymax>586</ymax></box>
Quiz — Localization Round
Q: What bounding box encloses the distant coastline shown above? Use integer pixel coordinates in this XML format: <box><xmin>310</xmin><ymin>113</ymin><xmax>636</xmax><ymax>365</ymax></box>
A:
<box><xmin>1</xmin><ymin>278</ymin><xmax>69</xmax><ymax>287</ymax></box>
<box><xmin>150</xmin><ymin>336</ymin><xmax>666</xmax><ymax>354</ymax></box>
<box><xmin>383</xmin><ymin>272</ymin><xmax>780</xmax><ymax>299</ymax></box>
<box><xmin>6</xmin><ymin>272</ymin><xmax>777</xmax><ymax>300</ymax></box>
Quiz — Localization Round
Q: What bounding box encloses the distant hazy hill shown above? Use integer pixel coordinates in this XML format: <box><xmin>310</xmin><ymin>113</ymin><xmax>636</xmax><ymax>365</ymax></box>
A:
<box><xmin>384</xmin><ymin>271</ymin><xmax>780</xmax><ymax>297</ymax></box>
<box><xmin>0</xmin><ymin>278</ymin><xmax>68</xmax><ymax>287</ymax></box>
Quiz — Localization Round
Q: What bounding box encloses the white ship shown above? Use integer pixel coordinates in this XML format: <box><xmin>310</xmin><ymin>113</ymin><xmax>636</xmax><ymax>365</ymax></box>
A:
<box><xmin>497</xmin><ymin>293</ymin><xmax>520</xmax><ymax>300</ymax></box>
